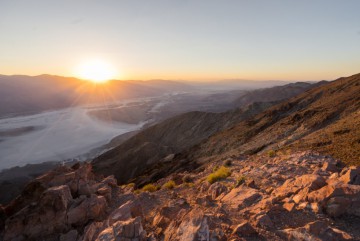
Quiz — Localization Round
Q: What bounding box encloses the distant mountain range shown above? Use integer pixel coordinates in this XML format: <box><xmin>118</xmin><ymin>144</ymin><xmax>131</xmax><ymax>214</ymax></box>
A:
<box><xmin>0</xmin><ymin>74</ymin><xmax>299</xmax><ymax>118</ymax></box>
<box><xmin>0</xmin><ymin>75</ymin><xmax>191</xmax><ymax>117</ymax></box>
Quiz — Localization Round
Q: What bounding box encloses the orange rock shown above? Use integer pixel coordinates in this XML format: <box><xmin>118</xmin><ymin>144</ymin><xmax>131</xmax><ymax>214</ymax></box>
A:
<box><xmin>282</xmin><ymin>202</ymin><xmax>295</xmax><ymax>212</ymax></box>
<box><xmin>221</xmin><ymin>186</ymin><xmax>262</xmax><ymax>209</ymax></box>
<box><xmin>339</xmin><ymin>166</ymin><xmax>360</xmax><ymax>185</ymax></box>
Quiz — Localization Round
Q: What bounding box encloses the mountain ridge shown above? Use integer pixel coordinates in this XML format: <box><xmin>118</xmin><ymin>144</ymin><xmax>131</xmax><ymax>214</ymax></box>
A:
<box><xmin>93</xmin><ymin>81</ymin><xmax>319</xmax><ymax>183</ymax></box>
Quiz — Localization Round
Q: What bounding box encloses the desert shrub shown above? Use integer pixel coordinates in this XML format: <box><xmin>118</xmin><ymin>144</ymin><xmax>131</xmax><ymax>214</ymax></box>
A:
<box><xmin>142</xmin><ymin>183</ymin><xmax>158</xmax><ymax>192</ymax></box>
<box><xmin>235</xmin><ymin>175</ymin><xmax>246</xmax><ymax>187</ymax></box>
<box><xmin>268</xmin><ymin>150</ymin><xmax>276</xmax><ymax>157</ymax></box>
<box><xmin>184</xmin><ymin>182</ymin><xmax>195</xmax><ymax>188</ymax></box>
<box><xmin>127</xmin><ymin>183</ymin><xmax>135</xmax><ymax>188</ymax></box>
<box><xmin>212</xmin><ymin>165</ymin><xmax>219</xmax><ymax>172</ymax></box>
<box><xmin>134</xmin><ymin>189</ymin><xmax>141</xmax><ymax>194</ymax></box>
<box><xmin>182</xmin><ymin>174</ymin><xmax>192</xmax><ymax>183</ymax></box>
<box><xmin>207</xmin><ymin>166</ymin><xmax>231</xmax><ymax>184</ymax></box>
<box><xmin>224</xmin><ymin>159</ymin><xmax>232</xmax><ymax>166</ymax></box>
<box><xmin>163</xmin><ymin>180</ymin><xmax>176</xmax><ymax>189</ymax></box>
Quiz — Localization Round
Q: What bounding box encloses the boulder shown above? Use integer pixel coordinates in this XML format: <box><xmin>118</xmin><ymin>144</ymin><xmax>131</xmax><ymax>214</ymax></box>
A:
<box><xmin>279</xmin><ymin>221</ymin><xmax>353</xmax><ymax>241</ymax></box>
<box><xmin>101</xmin><ymin>175</ymin><xmax>117</xmax><ymax>187</ymax></box>
<box><xmin>96</xmin><ymin>217</ymin><xmax>146</xmax><ymax>241</ymax></box>
<box><xmin>232</xmin><ymin>221</ymin><xmax>257</xmax><ymax>237</ymax></box>
<box><xmin>78</xmin><ymin>179</ymin><xmax>93</xmax><ymax>196</ymax></box>
<box><xmin>307</xmin><ymin>183</ymin><xmax>360</xmax><ymax>216</ymax></box>
<box><xmin>208</xmin><ymin>182</ymin><xmax>228</xmax><ymax>199</ymax></box>
<box><xmin>40</xmin><ymin>185</ymin><xmax>72</xmax><ymax>211</ymax></box>
<box><xmin>108</xmin><ymin>200</ymin><xmax>143</xmax><ymax>225</ymax></box>
<box><xmin>96</xmin><ymin>186</ymin><xmax>112</xmax><ymax>202</ymax></box>
<box><xmin>49</xmin><ymin>171</ymin><xmax>76</xmax><ymax>187</ymax></box>
<box><xmin>4</xmin><ymin>185</ymin><xmax>72</xmax><ymax>240</ymax></box>
<box><xmin>325</xmin><ymin>197</ymin><xmax>351</xmax><ymax>217</ymax></box>
<box><xmin>255</xmin><ymin>214</ymin><xmax>274</xmax><ymax>229</ymax></box>
<box><xmin>196</xmin><ymin>195</ymin><xmax>213</xmax><ymax>207</ymax></box>
<box><xmin>221</xmin><ymin>186</ymin><xmax>262</xmax><ymax>209</ymax></box>
<box><xmin>274</xmin><ymin>174</ymin><xmax>326</xmax><ymax>199</ymax></box>
<box><xmin>321</xmin><ymin>161</ymin><xmax>339</xmax><ymax>173</ymax></box>
<box><xmin>82</xmin><ymin>222</ymin><xmax>105</xmax><ymax>241</ymax></box>
<box><xmin>67</xmin><ymin>195</ymin><xmax>107</xmax><ymax>226</ymax></box>
<box><xmin>339</xmin><ymin>166</ymin><xmax>360</xmax><ymax>185</ymax></box>
<box><xmin>75</xmin><ymin>163</ymin><xmax>93</xmax><ymax>181</ymax></box>
<box><xmin>164</xmin><ymin>208</ymin><xmax>209</xmax><ymax>241</ymax></box>
<box><xmin>282</xmin><ymin>202</ymin><xmax>295</xmax><ymax>212</ymax></box>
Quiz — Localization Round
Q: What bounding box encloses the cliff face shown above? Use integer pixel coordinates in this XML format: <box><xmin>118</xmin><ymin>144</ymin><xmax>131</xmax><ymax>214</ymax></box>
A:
<box><xmin>1</xmin><ymin>152</ymin><xmax>360</xmax><ymax>240</ymax></box>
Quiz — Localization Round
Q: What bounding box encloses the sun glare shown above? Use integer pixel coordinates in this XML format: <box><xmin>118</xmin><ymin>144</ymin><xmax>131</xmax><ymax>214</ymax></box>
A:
<box><xmin>77</xmin><ymin>59</ymin><xmax>116</xmax><ymax>83</ymax></box>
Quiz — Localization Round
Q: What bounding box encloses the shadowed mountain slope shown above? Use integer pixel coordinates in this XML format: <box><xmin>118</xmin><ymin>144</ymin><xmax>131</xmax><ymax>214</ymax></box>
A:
<box><xmin>93</xmin><ymin>103</ymin><xmax>273</xmax><ymax>183</ymax></box>
<box><xmin>93</xmin><ymin>82</ymin><xmax>320</xmax><ymax>183</ymax></box>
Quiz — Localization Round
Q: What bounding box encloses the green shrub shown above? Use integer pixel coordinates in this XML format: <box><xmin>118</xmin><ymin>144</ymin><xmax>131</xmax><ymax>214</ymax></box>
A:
<box><xmin>142</xmin><ymin>183</ymin><xmax>158</xmax><ymax>192</ymax></box>
<box><xmin>235</xmin><ymin>175</ymin><xmax>246</xmax><ymax>187</ymax></box>
<box><xmin>268</xmin><ymin>150</ymin><xmax>276</xmax><ymax>157</ymax></box>
<box><xmin>182</xmin><ymin>174</ymin><xmax>192</xmax><ymax>183</ymax></box>
<box><xmin>224</xmin><ymin>159</ymin><xmax>232</xmax><ymax>167</ymax></box>
<box><xmin>207</xmin><ymin>166</ymin><xmax>231</xmax><ymax>184</ymax></box>
<box><xmin>163</xmin><ymin>180</ymin><xmax>176</xmax><ymax>189</ymax></box>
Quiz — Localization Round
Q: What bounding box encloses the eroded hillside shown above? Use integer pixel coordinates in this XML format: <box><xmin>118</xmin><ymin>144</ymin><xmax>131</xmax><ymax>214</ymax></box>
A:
<box><xmin>183</xmin><ymin>73</ymin><xmax>360</xmax><ymax>165</ymax></box>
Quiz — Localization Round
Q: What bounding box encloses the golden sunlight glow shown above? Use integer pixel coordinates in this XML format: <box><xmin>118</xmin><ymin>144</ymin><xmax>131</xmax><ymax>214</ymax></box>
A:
<box><xmin>76</xmin><ymin>59</ymin><xmax>116</xmax><ymax>83</ymax></box>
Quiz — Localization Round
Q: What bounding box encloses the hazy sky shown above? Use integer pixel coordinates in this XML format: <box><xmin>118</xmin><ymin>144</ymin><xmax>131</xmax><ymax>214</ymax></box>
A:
<box><xmin>1</xmin><ymin>0</ymin><xmax>360</xmax><ymax>81</ymax></box>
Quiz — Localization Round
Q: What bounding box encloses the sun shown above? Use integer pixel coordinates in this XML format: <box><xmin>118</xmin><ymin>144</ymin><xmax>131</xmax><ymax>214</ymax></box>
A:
<box><xmin>76</xmin><ymin>59</ymin><xmax>116</xmax><ymax>83</ymax></box>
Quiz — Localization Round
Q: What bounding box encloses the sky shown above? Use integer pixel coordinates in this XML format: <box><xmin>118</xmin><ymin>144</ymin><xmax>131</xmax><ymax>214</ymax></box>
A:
<box><xmin>1</xmin><ymin>0</ymin><xmax>360</xmax><ymax>81</ymax></box>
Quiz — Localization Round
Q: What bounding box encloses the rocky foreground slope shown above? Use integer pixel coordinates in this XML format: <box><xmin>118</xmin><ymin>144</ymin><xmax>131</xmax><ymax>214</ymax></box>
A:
<box><xmin>1</xmin><ymin>151</ymin><xmax>359</xmax><ymax>240</ymax></box>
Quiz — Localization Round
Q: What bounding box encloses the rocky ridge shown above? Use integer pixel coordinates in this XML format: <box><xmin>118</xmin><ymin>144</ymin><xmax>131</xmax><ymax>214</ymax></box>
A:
<box><xmin>93</xmin><ymin>81</ymin><xmax>321</xmax><ymax>184</ymax></box>
<box><xmin>1</xmin><ymin>151</ymin><xmax>359</xmax><ymax>240</ymax></box>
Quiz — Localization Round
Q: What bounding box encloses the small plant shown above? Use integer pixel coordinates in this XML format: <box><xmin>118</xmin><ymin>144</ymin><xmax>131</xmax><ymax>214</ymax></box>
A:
<box><xmin>163</xmin><ymin>180</ymin><xmax>176</xmax><ymax>189</ymax></box>
<box><xmin>268</xmin><ymin>150</ymin><xmax>276</xmax><ymax>157</ymax></box>
<box><xmin>127</xmin><ymin>183</ymin><xmax>135</xmax><ymax>188</ymax></box>
<box><xmin>134</xmin><ymin>189</ymin><xmax>141</xmax><ymax>194</ymax></box>
<box><xmin>184</xmin><ymin>182</ymin><xmax>195</xmax><ymax>188</ymax></box>
<box><xmin>142</xmin><ymin>183</ymin><xmax>158</xmax><ymax>192</ymax></box>
<box><xmin>235</xmin><ymin>175</ymin><xmax>246</xmax><ymax>187</ymax></box>
<box><xmin>207</xmin><ymin>166</ymin><xmax>231</xmax><ymax>184</ymax></box>
<box><xmin>224</xmin><ymin>159</ymin><xmax>232</xmax><ymax>166</ymax></box>
<box><xmin>212</xmin><ymin>165</ymin><xmax>219</xmax><ymax>172</ymax></box>
<box><xmin>182</xmin><ymin>174</ymin><xmax>192</xmax><ymax>183</ymax></box>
